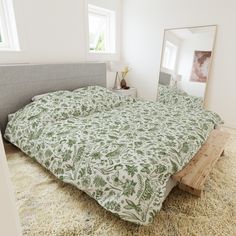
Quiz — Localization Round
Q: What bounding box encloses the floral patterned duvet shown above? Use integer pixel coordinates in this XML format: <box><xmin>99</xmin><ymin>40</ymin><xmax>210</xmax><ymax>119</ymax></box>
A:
<box><xmin>4</xmin><ymin>86</ymin><xmax>222</xmax><ymax>225</ymax></box>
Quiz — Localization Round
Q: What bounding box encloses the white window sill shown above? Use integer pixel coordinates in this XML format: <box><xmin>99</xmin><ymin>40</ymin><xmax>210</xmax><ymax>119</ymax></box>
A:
<box><xmin>0</xmin><ymin>48</ymin><xmax>21</xmax><ymax>52</ymax></box>
<box><xmin>87</xmin><ymin>52</ymin><xmax>120</xmax><ymax>62</ymax></box>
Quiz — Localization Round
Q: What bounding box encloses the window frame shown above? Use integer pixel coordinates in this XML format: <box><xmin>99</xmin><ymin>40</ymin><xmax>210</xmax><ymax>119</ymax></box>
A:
<box><xmin>88</xmin><ymin>4</ymin><xmax>115</xmax><ymax>54</ymax></box>
<box><xmin>85</xmin><ymin>1</ymin><xmax>120</xmax><ymax>61</ymax></box>
<box><xmin>0</xmin><ymin>0</ymin><xmax>19</xmax><ymax>51</ymax></box>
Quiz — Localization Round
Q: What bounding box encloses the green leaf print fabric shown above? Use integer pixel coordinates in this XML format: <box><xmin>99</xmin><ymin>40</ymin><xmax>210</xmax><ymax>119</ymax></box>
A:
<box><xmin>158</xmin><ymin>84</ymin><xmax>203</xmax><ymax>109</ymax></box>
<box><xmin>4</xmin><ymin>86</ymin><xmax>222</xmax><ymax>225</ymax></box>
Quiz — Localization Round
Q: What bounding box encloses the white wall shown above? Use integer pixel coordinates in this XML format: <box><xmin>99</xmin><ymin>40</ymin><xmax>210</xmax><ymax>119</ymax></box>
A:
<box><xmin>0</xmin><ymin>0</ymin><xmax>87</xmax><ymax>63</ymax></box>
<box><xmin>177</xmin><ymin>31</ymin><xmax>215</xmax><ymax>97</ymax></box>
<box><xmin>0</xmin><ymin>0</ymin><xmax>121</xmax><ymax>88</ymax></box>
<box><xmin>0</xmin><ymin>135</ymin><xmax>22</xmax><ymax>236</ymax></box>
<box><xmin>122</xmin><ymin>0</ymin><xmax>236</xmax><ymax>128</ymax></box>
<box><xmin>0</xmin><ymin>0</ymin><xmax>120</xmax><ymax>63</ymax></box>
<box><xmin>88</xmin><ymin>0</ymin><xmax>119</xmax><ymax>11</ymax></box>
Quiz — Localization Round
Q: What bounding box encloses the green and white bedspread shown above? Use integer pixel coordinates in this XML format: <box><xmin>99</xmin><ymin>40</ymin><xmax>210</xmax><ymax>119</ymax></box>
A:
<box><xmin>158</xmin><ymin>84</ymin><xmax>203</xmax><ymax>109</ymax></box>
<box><xmin>4</xmin><ymin>86</ymin><xmax>222</xmax><ymax>225</ymax></box>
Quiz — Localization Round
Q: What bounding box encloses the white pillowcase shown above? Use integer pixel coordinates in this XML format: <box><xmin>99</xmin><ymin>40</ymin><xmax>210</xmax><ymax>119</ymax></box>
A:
<box><xmin>32</xmin><ymin>93</ymin><xmax>49</xmax><ymax>102</ymax></box>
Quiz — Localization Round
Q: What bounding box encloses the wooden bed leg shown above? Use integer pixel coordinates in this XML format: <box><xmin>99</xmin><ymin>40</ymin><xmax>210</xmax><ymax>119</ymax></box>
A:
<box><xmin>178</xmin><ymin>183</ymin><xmax>202</xmax><ymax>197</ymax></box>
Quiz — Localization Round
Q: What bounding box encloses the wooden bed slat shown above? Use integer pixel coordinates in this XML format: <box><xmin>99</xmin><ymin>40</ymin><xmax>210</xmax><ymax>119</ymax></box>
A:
<box><xmin>172</xmin><ymin>130</ymin><xmax>230</xmax><ymax>197</ymax></box>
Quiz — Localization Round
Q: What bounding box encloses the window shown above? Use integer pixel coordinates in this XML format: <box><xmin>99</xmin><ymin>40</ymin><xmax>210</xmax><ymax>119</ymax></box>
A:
<box><xmin>162</xmin><ymin>41</ymin><xmax>177</xmax><ymax>71</ymax></box>
<box><xmin>0</xmin><ymin>0</ymin><xmax>19</xmax><ymax>51</ymax></box>
<box><xmin>88</xmin><ymin>4</ymin><xmax>115</xmax><ymax>54</ymax></box>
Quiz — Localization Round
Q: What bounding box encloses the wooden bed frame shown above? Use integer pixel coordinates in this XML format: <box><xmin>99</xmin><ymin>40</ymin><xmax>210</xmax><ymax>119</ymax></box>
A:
<box><xmin>172</xmin><ymin>129</ymin><xmax>230</xmax><ymax>197</ymax></box>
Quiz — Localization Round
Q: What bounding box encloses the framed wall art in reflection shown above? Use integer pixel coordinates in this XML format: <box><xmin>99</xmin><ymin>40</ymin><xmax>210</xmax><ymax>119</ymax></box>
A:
<box><xmin>190</xmin><ymin>51</ymin><xmax>212</xmax><ymax>83</ymax></box>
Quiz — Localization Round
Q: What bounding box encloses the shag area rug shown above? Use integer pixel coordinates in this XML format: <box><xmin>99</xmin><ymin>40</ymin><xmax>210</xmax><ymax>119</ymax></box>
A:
<box><xmin>6</xmin><ymin>130</ymin><xmax>236</xmax><ymax>236</ymax></box>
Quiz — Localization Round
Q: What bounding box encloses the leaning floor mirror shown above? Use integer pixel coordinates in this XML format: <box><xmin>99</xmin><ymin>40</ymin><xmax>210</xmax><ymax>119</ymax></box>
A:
<box><xmin>158</xmin><ymin>25</ymin><xmax>217</xmax><ymax>107</ymax></box>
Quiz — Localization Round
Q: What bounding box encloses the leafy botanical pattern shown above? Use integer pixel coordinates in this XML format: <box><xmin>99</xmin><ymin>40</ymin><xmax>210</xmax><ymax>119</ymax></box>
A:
<box><xmin>4</xmin><ymin>86</ymin><xmax>222</xmax><ymax>225</ymax></box>
<box><xmin>158</xmin><ymin>84</ymin><xmax>203</xmax><ymax>109</ymax></box>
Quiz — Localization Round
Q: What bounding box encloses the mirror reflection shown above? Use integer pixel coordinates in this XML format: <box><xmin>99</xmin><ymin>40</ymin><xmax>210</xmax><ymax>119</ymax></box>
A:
<box><xmin>158</xmin><ymin>25</ymin><xmax>217</xmax><ymax>105</ymax></box>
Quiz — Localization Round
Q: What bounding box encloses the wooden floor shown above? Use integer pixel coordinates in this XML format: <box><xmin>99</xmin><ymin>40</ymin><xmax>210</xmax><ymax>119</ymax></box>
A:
<box><xmin>173</xmin><ymin>129</ymin><xmax>230</xmax><ymax>197</ymax></box>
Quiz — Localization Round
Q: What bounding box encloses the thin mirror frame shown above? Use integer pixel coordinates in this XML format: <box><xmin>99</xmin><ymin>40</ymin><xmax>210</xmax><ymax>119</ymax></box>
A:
<box><xmin>157</xmin><ymin>24</ymin><xmax>218</xmax><ymax>108</ymax></box>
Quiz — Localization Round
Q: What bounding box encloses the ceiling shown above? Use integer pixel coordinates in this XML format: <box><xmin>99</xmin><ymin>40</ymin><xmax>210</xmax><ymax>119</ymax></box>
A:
<box><xmin>170</xmin><ymin>26</ymin><xmax>216</xmax><ymax>39</ymax></box>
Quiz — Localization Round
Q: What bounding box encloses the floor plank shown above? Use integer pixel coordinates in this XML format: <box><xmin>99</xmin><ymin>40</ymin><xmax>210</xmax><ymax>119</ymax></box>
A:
<box><xmin>172</xmin><ymin>130</ymin><xmax>230</xmax><ymax>197</ymax></box>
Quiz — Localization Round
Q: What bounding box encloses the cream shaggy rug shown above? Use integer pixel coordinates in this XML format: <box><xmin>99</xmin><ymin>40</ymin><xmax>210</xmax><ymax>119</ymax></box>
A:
<box><xmin>6</xmin><ymin>129</ymin><xmax>236</xmax><ymax>236</ymax></box>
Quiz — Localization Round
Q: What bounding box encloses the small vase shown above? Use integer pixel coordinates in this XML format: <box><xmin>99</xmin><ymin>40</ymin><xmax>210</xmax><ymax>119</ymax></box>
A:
<box><xmin>120</xmin><ymin>78</ymin><xmax>127</xmax><ymax>89</ymax></box>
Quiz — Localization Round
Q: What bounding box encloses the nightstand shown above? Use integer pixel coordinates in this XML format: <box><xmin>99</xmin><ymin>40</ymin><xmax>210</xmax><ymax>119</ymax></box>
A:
<box><xmin>112</xmin><ymin>88</ymin><xmax>137</xmax><ymax>98</ymax></box>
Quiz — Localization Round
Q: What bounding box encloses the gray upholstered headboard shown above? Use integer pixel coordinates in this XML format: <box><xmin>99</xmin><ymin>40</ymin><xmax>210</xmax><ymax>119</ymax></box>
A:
<box><xmin>159</xmin><ymin>72</ymin><xmax>172</xmax><ymax>86</ymax></box>
<box><xmin>0</xmin><ymin>63</ymin><xmax>106</xmax><ymax>131</ymax></box>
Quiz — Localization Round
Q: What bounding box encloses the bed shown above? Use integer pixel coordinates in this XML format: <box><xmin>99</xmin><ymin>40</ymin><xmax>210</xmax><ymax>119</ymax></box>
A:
<box><xmin>0</xmin><ymin>64</ymin><xmax>223</xmax><ymax>225</ymax></box>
